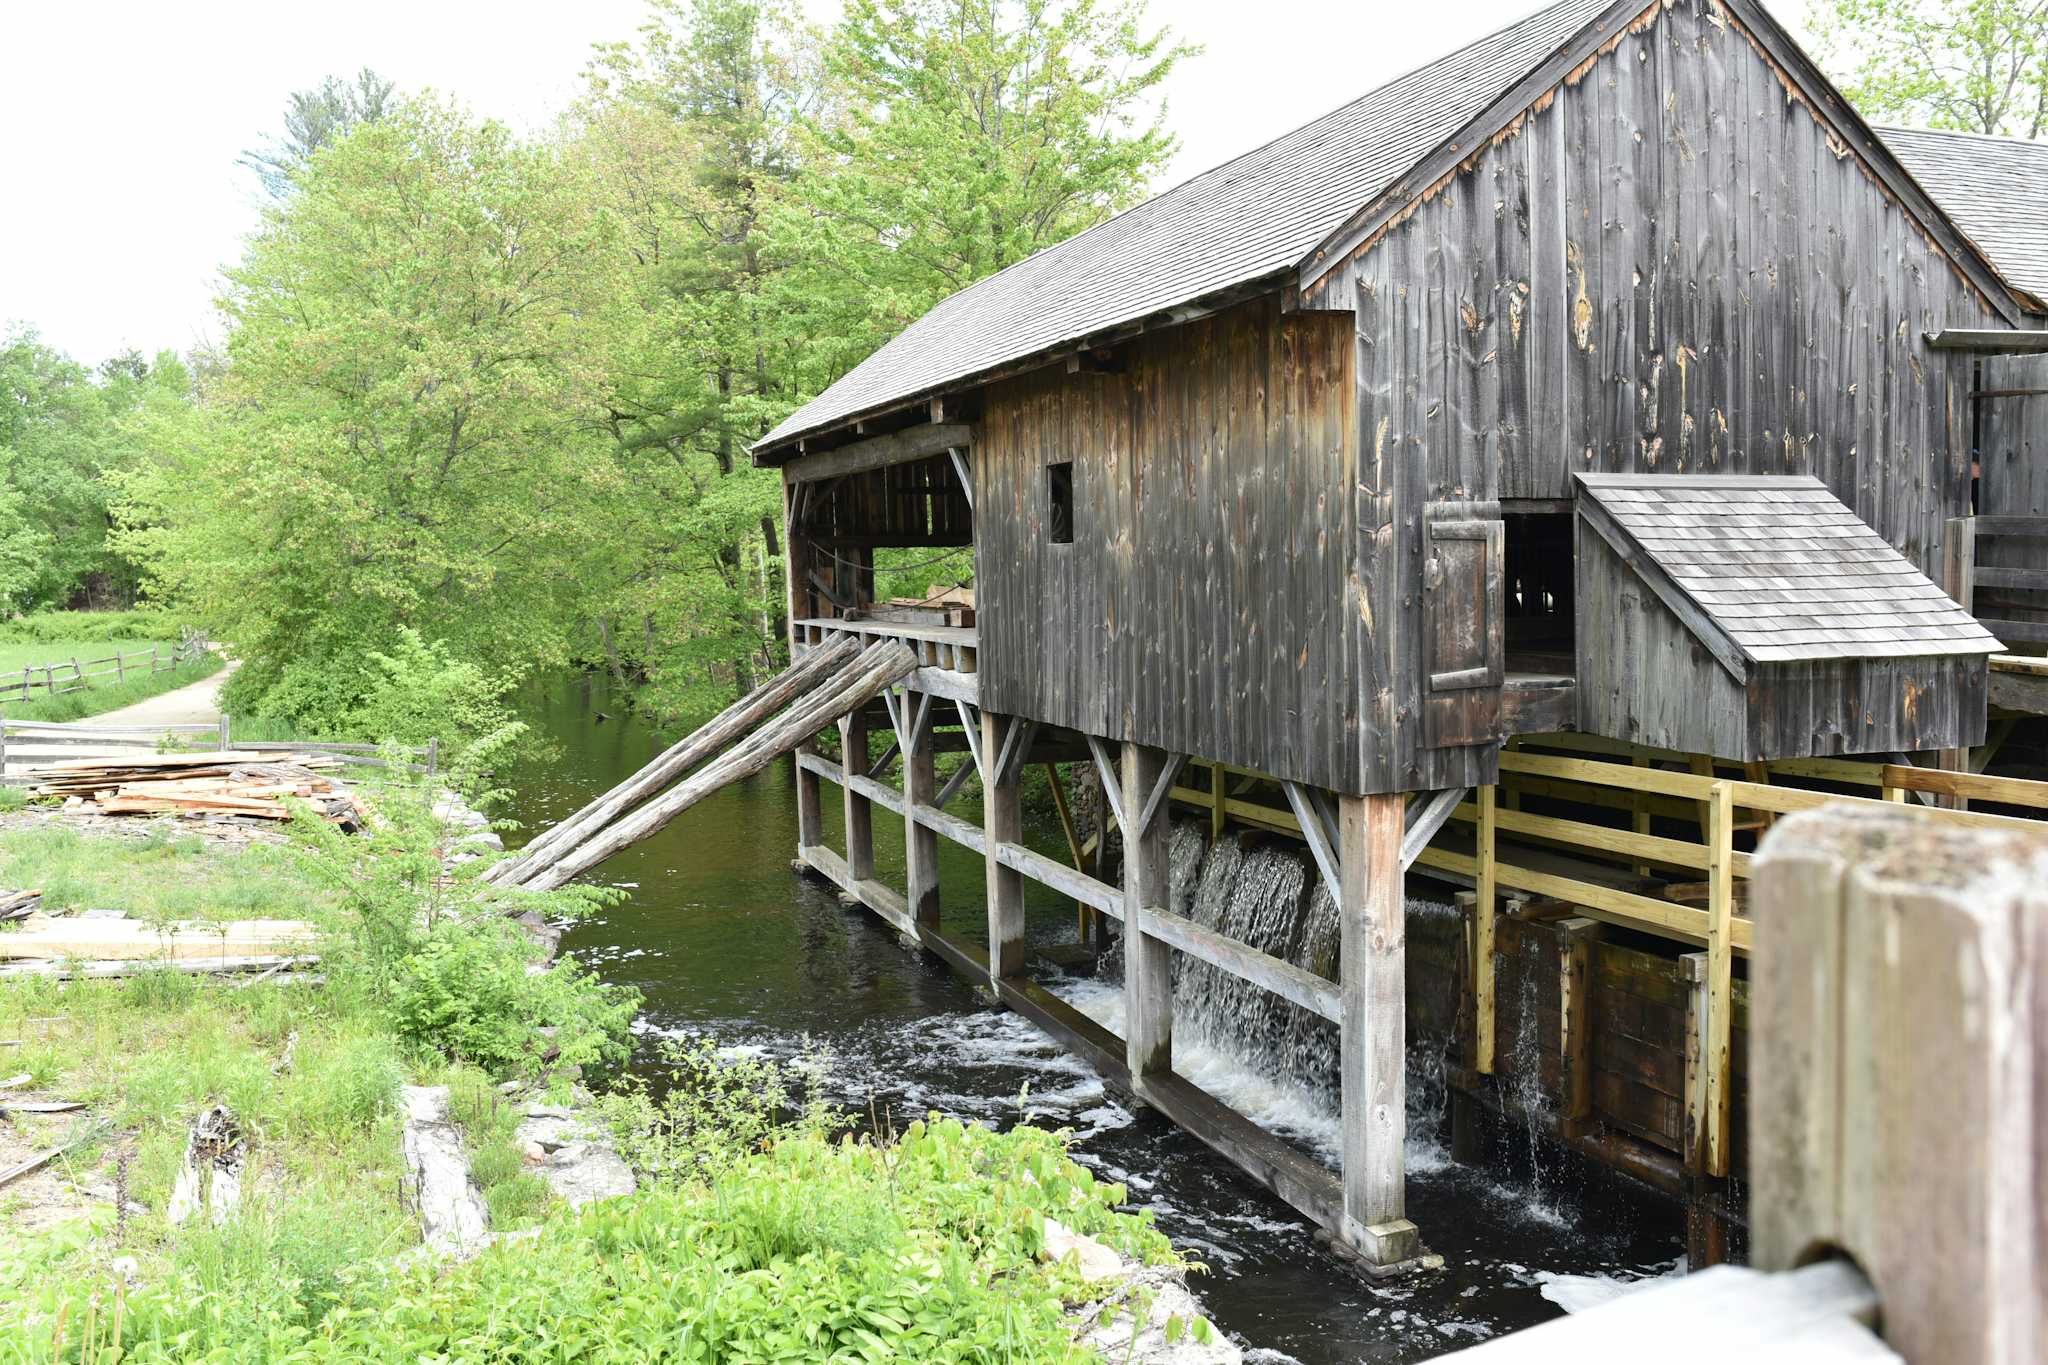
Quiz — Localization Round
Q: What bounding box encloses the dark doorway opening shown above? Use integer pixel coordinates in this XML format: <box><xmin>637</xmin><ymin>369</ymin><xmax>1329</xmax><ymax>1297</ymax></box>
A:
<box><xmin>1505</xmin><ymin>511</ymin><xmax>1575</xmax><ymax>675</ymax></box>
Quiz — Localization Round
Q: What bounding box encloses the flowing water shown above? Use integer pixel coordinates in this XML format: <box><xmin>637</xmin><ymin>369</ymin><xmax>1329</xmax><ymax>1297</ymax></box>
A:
<box><xmin>498</xmin><ymin>675</ymin><xmax>1684</xmax><ymax>1363</ymax></box>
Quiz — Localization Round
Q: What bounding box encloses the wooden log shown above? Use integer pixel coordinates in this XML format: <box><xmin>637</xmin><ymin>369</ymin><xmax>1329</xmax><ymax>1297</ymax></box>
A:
<box><xmin>1339</xmin><ymin>791</ymin><xmax>1422</xmax><ymax>1268</ymax></box>
<box><xmin>1123</xmin><ymin>742</ymin><xmax>1173</xmax><ymax>1083</ymax></box>
<box><xmin>983</xmin><ymin>712</ymin><xmax>1026</xmax><ymax>979</ymax></box>
<box><xmin>521</xmin><ymin>641</ymin><xmax>917</xmax><ymax>891</ymax></box>
<box><xmin>492</xmin><ymin>636</ymin><xmax>859</xmax><ymax>886</ymax></box>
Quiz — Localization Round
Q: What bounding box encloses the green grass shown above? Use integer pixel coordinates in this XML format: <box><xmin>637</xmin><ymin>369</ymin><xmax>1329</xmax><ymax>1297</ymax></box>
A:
<box><xmin>0</xmin><ymin>826</ymin><xmax>327</xmax><ymax>922</ymax></box>
<box><xmin>0</xmin><ymin>609</ymin><xmax>218</xmax><ymax>724</ymax></box>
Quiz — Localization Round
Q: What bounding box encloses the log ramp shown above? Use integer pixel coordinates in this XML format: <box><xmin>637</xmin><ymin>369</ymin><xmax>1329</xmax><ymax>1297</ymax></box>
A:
<box><xmin>491</xmin><ymin>638</ymin><xmax>912</xmax><ymax>892</ymax></box>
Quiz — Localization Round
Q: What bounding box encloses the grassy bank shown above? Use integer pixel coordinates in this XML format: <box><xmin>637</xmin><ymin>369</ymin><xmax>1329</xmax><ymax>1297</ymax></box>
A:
<box><xmin>0</xmin><ymin>783</ymin><xmax>1193</xmax><ymax>1363</ymax></box>
<box><xmin>0</xmin><ymin>610</ymin><xmax>218</xmax><ymax>724</ymax></box>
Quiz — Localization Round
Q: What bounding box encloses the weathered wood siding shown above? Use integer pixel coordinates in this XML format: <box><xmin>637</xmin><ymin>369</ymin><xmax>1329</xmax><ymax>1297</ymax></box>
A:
<box><xmin>1349</xmin><ymin>0</ymin><xmax>1996</xmax><ymax>574</ymax></box>
<box><xmin>1975</xmin><ymin>354</ymin><xmax>2048</xmax><ymax>636</ymax></box>
<box><xmin>1575</xmin><ymin>522</ymin><xmax>1747</xmax><ymax>754</ymax></box>
<box><xmin>976</xmin><ymin>296</ymin><xmax>1361</xmax><ymax>791</ymax></box>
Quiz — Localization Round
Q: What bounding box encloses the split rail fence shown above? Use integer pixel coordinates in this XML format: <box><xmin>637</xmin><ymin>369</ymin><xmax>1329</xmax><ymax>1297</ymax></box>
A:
<box><xmin>0</xmin><ymin>635</ymin><xmax>210</xmax><ymax>706</ymax></box>
<box><xmin>1165</xmin><ymin>735</ymin><xmax>2048</xmax><ymax>1184</ymax></box>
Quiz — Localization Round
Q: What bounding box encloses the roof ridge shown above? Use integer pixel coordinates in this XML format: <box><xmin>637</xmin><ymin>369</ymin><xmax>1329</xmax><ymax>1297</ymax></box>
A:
<box><xmin>876</xmin><ymin>0</ymin><xmax>1594</xmax><ymax>342</ymax></box>
<box><xmin>1877</xmin><ymin>122</ymin><xmax>2048</xmax><ymax>149</ymax></box>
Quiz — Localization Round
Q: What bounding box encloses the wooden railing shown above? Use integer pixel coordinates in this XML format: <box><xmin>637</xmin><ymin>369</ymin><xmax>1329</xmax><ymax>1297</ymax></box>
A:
<box><xmin>1168</xmin><ymin>739</ymin><xmax>2048</xmax><ymax>1180</ymax></box>
<box><xmin>1949</xmin><ymin>513</ymin><xmax>2048</xmax><ymax>646</ymax></box>
<box><xmin>0</xmin><ymin>635</ymin><xmax>210</xmax><ymax>705</ymax></box>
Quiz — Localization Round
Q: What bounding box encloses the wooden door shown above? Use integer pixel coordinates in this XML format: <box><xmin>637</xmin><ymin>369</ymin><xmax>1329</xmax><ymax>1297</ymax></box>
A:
<box><xmin>1421</xmin><ymin>506</ymin><xmax>1505</xmax><ymax>748</ymax></box>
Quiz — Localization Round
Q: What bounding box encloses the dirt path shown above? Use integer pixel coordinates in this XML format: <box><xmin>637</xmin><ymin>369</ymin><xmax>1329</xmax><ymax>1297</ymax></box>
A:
<box><xmin>84</xmin><ymin>662</ymin><xmax>238</xmax><ymax>727</ymax></box>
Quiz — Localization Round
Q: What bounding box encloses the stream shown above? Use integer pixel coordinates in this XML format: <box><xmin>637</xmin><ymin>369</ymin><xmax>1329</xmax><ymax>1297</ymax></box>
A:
<box><xmin>496</xmin><ymin>674</ymin><xmax>1684</xmax><ymax>1363</ymax></box>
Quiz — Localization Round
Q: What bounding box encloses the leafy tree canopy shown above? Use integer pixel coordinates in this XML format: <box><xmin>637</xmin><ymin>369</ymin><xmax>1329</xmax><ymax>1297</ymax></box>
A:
<box><xmin>1813</xmin><ymin>0</ymin><xmax>2048</xmax><ymax>135</ymax></box>
<box><xmin>240</xmin><ymin>67</ymin><xmax>399</xmax><ymax>197</ymax></box>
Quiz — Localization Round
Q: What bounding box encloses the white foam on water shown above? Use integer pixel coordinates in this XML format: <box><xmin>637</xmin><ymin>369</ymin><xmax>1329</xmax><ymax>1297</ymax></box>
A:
<box><xmin>1529</xmin><ymin>1255</ymin><xmax>1686</xmax><ymax>1314</ymax></box>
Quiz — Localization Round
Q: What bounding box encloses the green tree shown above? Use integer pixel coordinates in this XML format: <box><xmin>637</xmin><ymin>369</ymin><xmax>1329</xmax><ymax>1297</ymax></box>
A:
<box><xmin>115</xmin><ymin>97</ymin><xmax>633</xmax><ymax>736</ymax></box>
<box><xmin>0</xmin><ymin>328</ymin><xmax>186</xmax><ymax>611</ymax></box>
<box><xmin>796</xmin><ymin>0</ymin><xmax>1193</xmax><ymax>368</ymax></box>
<box><xmin>240</xmin><ymin>67</ymin><xmax>399</xmax><ymax>197</ymax></box>
<box><xmin>576</xmin><ymin>0</ymin><xmax>829</xmax><ymax>708</ymax></box>
<box><xmin>1812</xmin><ymin>0</ymin><xmax>2048</xmax><ymax>135</ymax></box>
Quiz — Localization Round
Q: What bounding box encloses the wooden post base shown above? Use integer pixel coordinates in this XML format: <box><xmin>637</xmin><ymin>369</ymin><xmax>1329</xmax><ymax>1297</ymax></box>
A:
<box><xmin>1320</xmin><ymin>1222</ymin><xmax>1443</xmax><ymax>1279</ymax></box>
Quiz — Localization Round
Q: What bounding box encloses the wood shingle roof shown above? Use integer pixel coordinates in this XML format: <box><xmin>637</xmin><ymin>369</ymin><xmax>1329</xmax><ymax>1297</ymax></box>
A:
<box><xmin>1575</xmin><ymin>474</ymin><xmax>2003</xmax><ymax>666</ymax></box>
<box><xmin>1881</xmin><ymin>125</ymin><xmax>2048</xmax><ymax>303</ymax></box>
<box><xmin>755</xmin><ymin>0</ymin><xmax>1617</xmax><ymax>452</ymax></box>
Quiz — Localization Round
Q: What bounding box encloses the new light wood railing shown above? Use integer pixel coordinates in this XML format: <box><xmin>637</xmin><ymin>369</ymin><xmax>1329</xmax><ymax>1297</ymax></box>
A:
<box><xmin>1169</xmin><ymin>740</ymin><xmax>2048</xmax><ymax>1180</ymax></box>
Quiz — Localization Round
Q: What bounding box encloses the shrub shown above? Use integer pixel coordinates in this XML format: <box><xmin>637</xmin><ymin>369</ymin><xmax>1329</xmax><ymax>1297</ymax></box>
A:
<box><xmin>11</xmin><ymin>1119</ymin><xmax>1191</xmax><ymax>1364</ymax></box>
<box><xmin>225</xmin><ymin>628</ymin><xmax>526</xmax><ymax>771</ymax></box>
<box><xmin>288</xmin><ymin>774</ymin><xmax>636</xmax><ymax>1080</ymax></box>
<box><xmin>386</xmin><ymin>917</ymin><xmax>636</xmax><ymax>1077</ymax></box>
<box><xmin>599</xmin><ymin>1037</ymin><xmax>843</xmax><ymax>1186</ymax></box>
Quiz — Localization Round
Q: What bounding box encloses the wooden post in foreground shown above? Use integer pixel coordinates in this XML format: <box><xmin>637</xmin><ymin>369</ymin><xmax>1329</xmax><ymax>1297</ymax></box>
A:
<box><xmin>1122</xmin><ymin>742</ymin><xmax>1173</xmax><ymax>1085</ymax></box>
<box><xmin>981</xmin><ymin>711</ymin><xmax>1025</xmax><ymax>981</ymax></box>
<box><xmin>1752</xmin><ymin>805</ymin><xmax>2046</xmax><ymax>1365</ymax></box>
<box><xmin>1338</xmin><ymin>790</ymin><xmax>1421</xmax><ymax>1269</ymax></box>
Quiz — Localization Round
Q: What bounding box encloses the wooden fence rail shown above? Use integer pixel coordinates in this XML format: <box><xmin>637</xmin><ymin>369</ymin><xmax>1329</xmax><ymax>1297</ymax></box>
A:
<box><xmin>1166</xmin><ymin>741</ymin><xmax>2048</xmax><ymax>1182</ymax></box>
<box><xmin>0</xmin><ymin>638</ymin><xmax>211</xmax><ymax>705</ymax></box>
<box><xmin>0</xmin><ymin>716</ymin><xmax>437</xmax><ymax>779</ymax></box>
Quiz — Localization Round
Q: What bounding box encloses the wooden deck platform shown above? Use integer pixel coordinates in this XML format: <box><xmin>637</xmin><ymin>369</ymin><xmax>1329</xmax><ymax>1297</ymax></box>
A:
<box><xmin>794</xmin><ymin>617</ymin><xmax>979</xmax><ymax>704</ymax></box>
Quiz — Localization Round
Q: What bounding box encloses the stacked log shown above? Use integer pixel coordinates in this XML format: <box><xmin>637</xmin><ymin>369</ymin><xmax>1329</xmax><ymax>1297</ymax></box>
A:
<box><xmin>486</xmin><ymin>635</ymin><xmax>861</xmax><ymax>887</ymax></box>
<box><xmin>503</xmin><ymin>639</ymin><xmax>918</xmax><ymax>892</ymax></box>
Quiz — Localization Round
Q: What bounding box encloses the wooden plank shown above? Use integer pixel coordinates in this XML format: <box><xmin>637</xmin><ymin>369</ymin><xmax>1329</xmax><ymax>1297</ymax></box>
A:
<box><xmin>907</xmin><ymin>800</ymin><xmax>986</xmax><ymax>856</ymax></box>
<box><xmin>1878</xmin><ymin>763</ymin><xmax>2048</xmax><ymax>809</ymax></box>
<box><xmin>782</xmin><ymin>423</ymin><xmax>973</xmax><ymax>484</ymax></box>
<box><xmin>1475</xmin><ymin>784</ymin><xmax>1498</xmax><ymax>1075</ymax></box>
<box><xmin>1399</xmin><ymin>787</ymin><xmax>1466</xmax><ymax>871</ymax></box>
<box><xmin>1281</xmin><ymin>781</ymin><xmax>1343</xmax><ymax>893</ymax></box>
<box><xmin>840</xmin><ymin>711</ymin><xmax>875</xmax><ymax>883</ymax></box>
<box><xmin>1704</xmin><ymin>781</ymin><xmax>1734</xmax><ymax>1178</ymax></box>
<box><xmin>1142</xmin><ymin>900</ymin><xmax>1340</xmax><ymax>1023</ymax></box>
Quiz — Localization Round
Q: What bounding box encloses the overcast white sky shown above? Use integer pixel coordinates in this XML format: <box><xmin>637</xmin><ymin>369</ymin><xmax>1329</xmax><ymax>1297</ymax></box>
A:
<box><xmin>0</xmin><ymin>0</ymin><xmax>1812</xmax><ymax>366</ymax></box>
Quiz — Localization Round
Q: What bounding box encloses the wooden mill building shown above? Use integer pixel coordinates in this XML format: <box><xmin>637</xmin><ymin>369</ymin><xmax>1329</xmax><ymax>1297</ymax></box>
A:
<box><xmin>753</xmin><ymin>0</ymin><xmax>2048</xmax><ymax>1272</ymax></box>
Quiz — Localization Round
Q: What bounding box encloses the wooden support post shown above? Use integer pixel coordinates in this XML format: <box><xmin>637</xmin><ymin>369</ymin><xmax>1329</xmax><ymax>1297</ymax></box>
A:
<box><xmin>903</xmin><ymin>696</ymin><xmax>939</xmax><ymax>926</ymax></box>
<box><xmin>795</xmin><ymin>738</ymin><xmax>824</xmax><ymax>857</ymax></box>
<box><xmin>1209</xmin><ymin>761</ymin><xmax>1226</xmax><ymax>842</ymax></box>
<box><xmin>840</xmin><ymin>711</ymin><xmax>875</xmax><ymax>884</ymax></box>
<box><xmin>1451</xmin><ymin>890</ymin><xmax>1486</xmax><ymax>1166</ymax></box>
<box><xmin>982</xmin><ymin>712</ymin><xmax>1025</xmax><ymax>982</ymax></box>
<box><xmin>1475</xmin><ymin>783</ymin><xmax>1498</xmax><ymax>1075</ymax></box>
<box><xmin>1704</xmin><ymin>781</ymin><xmax>1733</xmax><ymax>1178</ymax></box>
<box><xmin>1556</xmin><ymin>917</ymin><xmax>1604</xmax><ymax>1140</ymax></box>
<box><xmin>1337</xmin><ymin>791</ymin><xmax>1422</xmax><ymax>1270</ymax></box>
<box><xmin>218</xmin><ymin>714</ymin><xmax>231</xmax><ymax>752</ymax></box>
<box><xmin>1122</xmin><ymin>742</ymin><xmax>1173</xmax><ymax>1085</ymax></box>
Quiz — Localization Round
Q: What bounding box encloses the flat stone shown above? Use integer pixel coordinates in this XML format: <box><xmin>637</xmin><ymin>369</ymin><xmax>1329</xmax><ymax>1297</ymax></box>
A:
<box><xmin>1043</xmin><ymin>1217</ymin><xmax>1125</xmax><ymax>1282</ymax></box>
<box><xmin>1072</xmin><ymin>1264</ymin><xmax>1242</xmax><ymax>1365</ymax></box>
<box><xmin>538</xmin><ymin>1142</ymin><xmax>635</xmax><ymax>1208</ymax></box>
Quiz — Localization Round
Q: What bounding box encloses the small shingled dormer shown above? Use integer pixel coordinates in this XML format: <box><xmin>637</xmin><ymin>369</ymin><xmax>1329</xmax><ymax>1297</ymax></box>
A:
<box><xmin>1573</xmin><ymin>474</ymin><xmax>2002</xmax><ymax>761</ymax></box>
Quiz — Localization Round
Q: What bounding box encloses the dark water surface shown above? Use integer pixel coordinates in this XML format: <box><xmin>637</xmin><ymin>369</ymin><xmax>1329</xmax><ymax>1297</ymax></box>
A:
<box><xmin>498</xmin><ymin>675</ymin><xmax>1683</xmax><ymax>1363</ymax></box>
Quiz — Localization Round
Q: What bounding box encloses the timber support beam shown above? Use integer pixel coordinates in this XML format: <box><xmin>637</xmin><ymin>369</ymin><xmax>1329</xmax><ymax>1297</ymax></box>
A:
<box><xmin>1334</xmin><ymin>790</ymin><xmax>1437</xmax><ymax>1276</ymax></box>
<box><xmin>982</xmin><ymin>712</ymin><xmax>1027</xmax><ymax>981</ymax></box>
<box><xmin>1122</xmin><ymin>742</ymin><xmax>1174</xmax><ymax>1087</ymax></box>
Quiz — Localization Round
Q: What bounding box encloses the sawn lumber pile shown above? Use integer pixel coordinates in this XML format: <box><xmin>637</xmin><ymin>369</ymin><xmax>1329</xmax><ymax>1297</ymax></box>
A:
<box><xmin>22</xmin><ymin>752</ymin><xmax>364</xmax><ymax>827</ymax></box>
